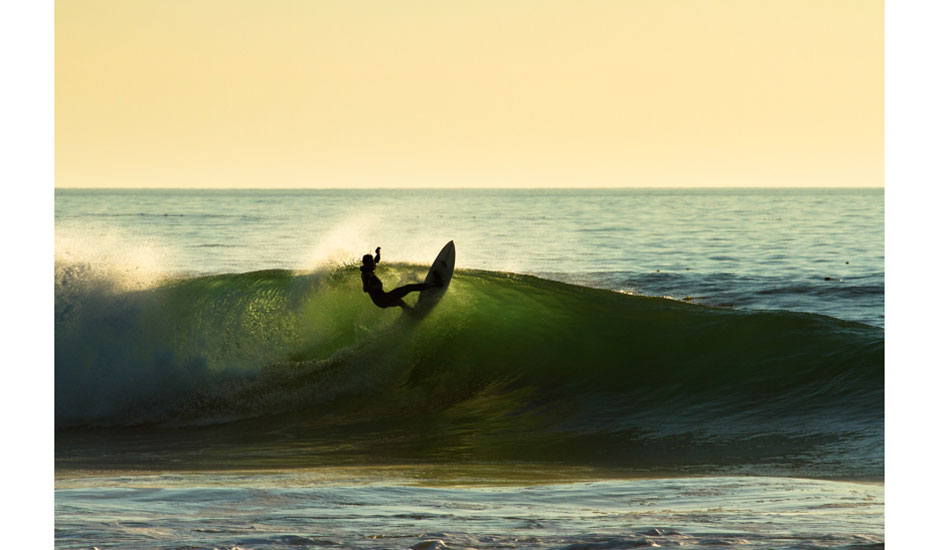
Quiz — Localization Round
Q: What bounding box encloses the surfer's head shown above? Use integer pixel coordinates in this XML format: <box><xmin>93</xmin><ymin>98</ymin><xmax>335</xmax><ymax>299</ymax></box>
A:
<box><xmin>362</xmin><ymin>254</ymin><xmax>375</xmax><ymax>268</ymax></box>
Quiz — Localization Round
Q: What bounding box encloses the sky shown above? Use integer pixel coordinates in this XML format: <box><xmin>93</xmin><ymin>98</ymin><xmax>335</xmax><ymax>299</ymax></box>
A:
<box><xmin>55</xmin><ymin>0</ymin><xmax>882</xmax><ymax>188</ymax></box>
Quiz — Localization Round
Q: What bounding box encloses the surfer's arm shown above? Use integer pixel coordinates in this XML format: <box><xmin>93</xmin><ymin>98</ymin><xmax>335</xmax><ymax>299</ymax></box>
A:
<box><xmin>374</xmin><ymin>247</ymin><xmax>380</xmax><ymax>265</ymax></box>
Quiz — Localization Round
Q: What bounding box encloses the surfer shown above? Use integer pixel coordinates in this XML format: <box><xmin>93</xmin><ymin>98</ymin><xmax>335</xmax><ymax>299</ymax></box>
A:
<box><xmin>360</xmin><ymin>247</ymin><xmax>439</xmax><ymax>311</ymax></box>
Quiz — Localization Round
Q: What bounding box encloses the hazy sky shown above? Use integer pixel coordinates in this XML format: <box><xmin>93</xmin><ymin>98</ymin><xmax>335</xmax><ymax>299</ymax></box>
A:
<box><xmin>56</xmin><ymin>0</ymin><xmax>882</xmax><ymax>188</ymax></box>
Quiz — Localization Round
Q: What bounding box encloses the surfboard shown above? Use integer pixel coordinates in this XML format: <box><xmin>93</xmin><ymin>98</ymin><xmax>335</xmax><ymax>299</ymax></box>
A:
<box><xmin>412</xmin><ymin>240</ymin><xmax>455</xmax><ymax>316</ymax></box>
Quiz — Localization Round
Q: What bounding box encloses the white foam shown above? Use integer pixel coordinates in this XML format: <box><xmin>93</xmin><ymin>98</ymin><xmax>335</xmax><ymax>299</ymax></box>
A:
<box><xmin>54</xmin><ymin>226</ymin><xmax>174</xmax><ymax>291</ymax></box>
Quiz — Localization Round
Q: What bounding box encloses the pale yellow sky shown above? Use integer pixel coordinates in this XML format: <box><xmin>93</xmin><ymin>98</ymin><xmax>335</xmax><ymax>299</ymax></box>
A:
<box><xmin>55</xmin><ymin>0</ymin><xmax>882</xmax><ymax>188</ymax></box>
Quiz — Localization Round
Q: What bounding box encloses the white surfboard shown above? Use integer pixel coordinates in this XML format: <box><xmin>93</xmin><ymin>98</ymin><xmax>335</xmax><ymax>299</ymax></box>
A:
<box><xmin>413</xmin><ymin>241</ymin><xmax>455</xmax><ymax>316</ymax></box>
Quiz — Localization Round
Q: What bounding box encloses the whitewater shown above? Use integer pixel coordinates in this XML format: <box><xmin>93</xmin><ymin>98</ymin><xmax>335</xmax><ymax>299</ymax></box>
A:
<box><xmin>55</xmin><ymin>188</ymin><xmax>884</xmax><ymax>549</ymax></box>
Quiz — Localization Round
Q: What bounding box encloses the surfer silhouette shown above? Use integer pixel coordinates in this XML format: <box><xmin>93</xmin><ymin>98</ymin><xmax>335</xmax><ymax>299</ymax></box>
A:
<box><xmin>360</xmin><ymin>247</ymin><xmax>439</xmax><ymax>311</ymax></box>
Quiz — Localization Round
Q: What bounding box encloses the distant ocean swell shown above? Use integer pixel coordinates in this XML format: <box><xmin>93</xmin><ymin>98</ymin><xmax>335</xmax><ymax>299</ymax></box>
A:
<box><xmin>541</xmin><ymin>270</ymin><xmax>885</xmax><ymax>327</ymax></box>
<box><xmin>55</xmin><ymin>262</ymin><xmax>883</xmax><ymax>475</ymax></box>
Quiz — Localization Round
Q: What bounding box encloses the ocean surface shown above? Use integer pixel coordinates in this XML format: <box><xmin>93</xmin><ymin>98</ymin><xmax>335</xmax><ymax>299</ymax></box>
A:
<box><xmin>54</xmin><ymin>188</ymin><xmax>884</xmax><ymax>549</ymax></box>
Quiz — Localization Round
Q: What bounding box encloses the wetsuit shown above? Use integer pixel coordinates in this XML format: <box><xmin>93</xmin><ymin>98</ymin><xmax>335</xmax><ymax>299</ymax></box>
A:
<box><xmin>360</xmin><ymin>250</ymin><xmax>429</xmax><ymax>309</ymax></box>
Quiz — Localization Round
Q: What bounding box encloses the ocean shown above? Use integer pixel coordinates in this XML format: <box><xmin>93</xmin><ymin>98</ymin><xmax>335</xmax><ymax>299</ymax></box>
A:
<box><xmin>54</xmin><ymin>188</ymin><xmax>884</xmax><ymax>549</ymax></box>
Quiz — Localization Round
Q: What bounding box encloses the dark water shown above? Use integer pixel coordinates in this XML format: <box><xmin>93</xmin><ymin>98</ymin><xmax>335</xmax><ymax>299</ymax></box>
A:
<box><xmin>56</xmin><ymin>267</ymin><xmax>882</xmax><ymax>479</ymax></box>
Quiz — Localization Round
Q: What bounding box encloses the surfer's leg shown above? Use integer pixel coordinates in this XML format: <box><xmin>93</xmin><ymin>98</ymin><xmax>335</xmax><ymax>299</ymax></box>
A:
<box><xmin>386</xmin><ymin>283</ymin><xmax>430</xmax><ymax>300</ymax></box>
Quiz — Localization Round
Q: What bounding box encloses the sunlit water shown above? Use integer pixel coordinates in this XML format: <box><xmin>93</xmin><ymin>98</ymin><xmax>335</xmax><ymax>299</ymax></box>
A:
<box><xmin>56</xmin><ymin>472</ymin><xmax>882</xmax><ymax>550</ymax></box>
<box><xmin>55</xmin><ymin>188</ymin><xmax>883</xmax><ymax>326</ymax></box>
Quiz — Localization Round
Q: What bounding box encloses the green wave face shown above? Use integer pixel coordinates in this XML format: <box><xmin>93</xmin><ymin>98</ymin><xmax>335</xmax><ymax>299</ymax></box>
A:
<box><xmin>55</xmin><ymin>264</ymin><xmax>883</xmax><ymax>475</ymax></box>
